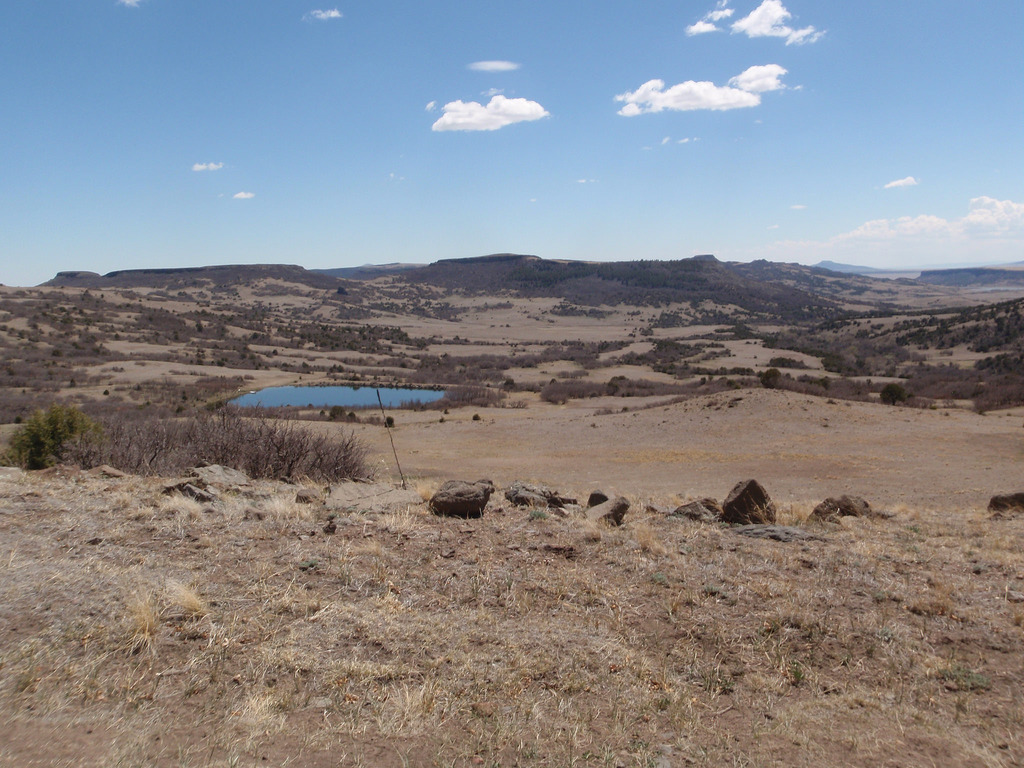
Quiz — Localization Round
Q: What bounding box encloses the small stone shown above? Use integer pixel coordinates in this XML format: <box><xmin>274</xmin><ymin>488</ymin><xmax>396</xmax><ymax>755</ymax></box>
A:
<box><xmin>587</xmin><ymin>490</ymin><xmax>609</xmax><ymax>507</ymax></box>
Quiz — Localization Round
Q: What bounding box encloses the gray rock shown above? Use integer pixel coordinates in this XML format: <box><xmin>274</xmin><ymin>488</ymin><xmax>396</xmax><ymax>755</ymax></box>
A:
<box><xmin>722</xmin><ymin>479</ymin><xmax>776</xmax><ymax>525</ymax></box>
<box><xmin>190</xmin><ymin>464</ymin><xmax>251</xmax><ymax>488</ymax></box>
<box><xmin>586</xmin><ymin>496</ymin><xmax>630</xmax><ymax>526</ymax></box>
<box><xmin>505</xmin><ymin>481</ymin><xmax>577</xmax><ymax>509</ymax></box>
<box><xmin>811</xmin><ymin>495</ymin><xmax>874</xmax><ymax>522</ymax></box>
<box><xmin>669</xmin><ymin>498</ymin><xmax>722</xmax><ymax>524</ymax></box>
<box><xmin>295</xmin><ymin>488</ymin><xmax>322</xmax><ymax>505</ymax></box>
<box><xmin>163</xmin><ymin>481</ymin><xmax>219</xmax><ymax>504</ymax></box>
<box><xmin>988</xmin><ymin>492</ymin><xmax>1024</xmax><ymax>515</ymax></box>
<box><xmin>326</xmin><ymin>481</ymin><xmax>422</xmax><ymax>514</ymax></box>
<box><xmin>733</xmin><ymin>525</ymin><xmax>825</xmax><ymax>542</ymax></box>
<box><xmin>0</xmin><ymin>467</ymin><xmax>26</xmax><ymax>481</ymax></box>
<box><xmin>430</xmin><ymin>480</ymin><xmax>495</xmax><ymax>518</ymax></box>
<box><xmin>88</xmin><ymin>464</ymin><xmax>126</xmax><ymax>478</ymax></box>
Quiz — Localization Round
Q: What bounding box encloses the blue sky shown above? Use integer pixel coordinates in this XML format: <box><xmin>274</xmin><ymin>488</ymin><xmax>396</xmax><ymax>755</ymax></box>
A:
<box><xmin>1</xmin><ymin>1</ymin><xmax>1021</xmax><ymax>286</ymax></box>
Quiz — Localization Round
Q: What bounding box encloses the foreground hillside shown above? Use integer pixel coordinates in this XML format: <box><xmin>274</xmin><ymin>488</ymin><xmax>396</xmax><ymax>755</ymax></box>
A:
<box><xmin>1</xmin><ymin>460</ymin><xmax>1021</xmax><ymax>767</ymax></box>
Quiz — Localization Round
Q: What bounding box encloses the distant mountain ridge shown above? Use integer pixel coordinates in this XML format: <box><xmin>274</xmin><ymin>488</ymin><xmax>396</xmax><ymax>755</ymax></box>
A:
<box><xmin>44</xmin><ymin>263</ymin><xmax>344</xmax><ymax>291</ymax></box>
<box><xmin>813</xmin><ymin>261</ymin><xmax>889</xmax><ymax>275</ymax></box>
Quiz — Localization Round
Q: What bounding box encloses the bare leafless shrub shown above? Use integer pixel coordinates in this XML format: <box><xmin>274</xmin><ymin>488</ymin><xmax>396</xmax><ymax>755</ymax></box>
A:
<box><xmin>430</xmin><ymin>385</ymin><xmax>505</xmax><ymax>410</ymax></box>
<box><xmin>64</xmin><ymin>407</ymin><xmax>370</xmax><ymax>481</ymax></box>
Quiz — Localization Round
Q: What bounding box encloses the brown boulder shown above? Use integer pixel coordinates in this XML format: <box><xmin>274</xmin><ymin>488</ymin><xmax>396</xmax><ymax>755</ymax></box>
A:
<box><xmin>505</xmin><ymin>481</ymin><xmax>577</xmax><ymax>509</ymax></box>
<box><xmin>811</xmin><ymin>495</ymin><xmax>874</xmax><ymax>522</ymax></box>
<box><xmin>430</xmin><ymin>480</ymin><xmax>495</xmax><ymax>518</ymax></box>
<box><xmin>721</xmin><ymin>480</ymin><xmax>776</xmax><ymax>525</ymax></box>
<box><xmin>586</xmin><ymin>496</ymin><xmax>630</xmax><ymax>526</ymax></box>
<box><xmin>988</xmin><ymin>493</ymin><xmax>1024</xmax><ymax>515</ymax></box>
<box><xmin>669</xmin><ymin>498</ymin><xmax>722</xmax><ymax>524</ymax></box>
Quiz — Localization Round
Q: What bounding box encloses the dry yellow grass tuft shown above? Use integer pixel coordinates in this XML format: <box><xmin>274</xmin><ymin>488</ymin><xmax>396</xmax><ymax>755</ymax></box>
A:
<box><xmin>164</xmin><ymin>579</ymin><xmax>207</xmax><ymax>620</ymax></box>
<box><xmin>126</xmin><ymin>592</ymin><xmax>159</xmax><ymax>655</ymax></box>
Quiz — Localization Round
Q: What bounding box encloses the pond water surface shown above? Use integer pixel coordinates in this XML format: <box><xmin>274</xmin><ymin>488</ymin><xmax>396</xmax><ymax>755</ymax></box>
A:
<box><xmin>231</xmin><ymin>385</ymin><xmax>445</xmax><ymax>409</ymax></box>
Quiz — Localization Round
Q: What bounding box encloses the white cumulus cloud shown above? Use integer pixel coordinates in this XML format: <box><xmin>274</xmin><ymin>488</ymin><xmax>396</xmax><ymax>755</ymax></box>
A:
<box><xmin>192</xmin><ymin>162</ymin><xmax>224</xmax><ymax>172</ymax></box>
<box><xmin>616</xmin><ymin>79</ymin><xmax>757</xmax><ymax>115</ymax></box>
<box><xmin>233</xmin><ymin>191</ymin><xmax>255</xmax><ymax>199</ymax></box>
<box><xmin>305</xmin><ymin>9</ymin><xmax>342</xmax><ymax>21</ymax></box>
<box><xmin>431</xmin><ymin>95</ymin><xmax>549</xmax><ymax>132</ymax></box>
<box><xmin>728</xmin><ymin>64</ymin><xmax>788</xmax><ymax>93</ymax></box>
<box><xmin>731</xmin><ymin>0</ymin><xmax>823</xmax><ymax>45</ymax></box>
<box><xmin>686</xmin><ymin>21</ymin><xmax>719</xmax><ymax>36</ymax></box>
<box><xmin>468</xmin><ymin>61</ymin><xmax>520</xmax><ymax>72</ymax></box>
<box><xmin>961</xmin><ymin>196</ymin><xmax>1024</xmax><ymax>235</ymax></box>
<box><xmin>884</xmin><ymin>176</ymin><xmax>919</xmax><ymax>189</ymax></box>
<box><xmin>616</xmin><ymin>65</ymin><xmax>786</xmax><ymax>116</ymax></box>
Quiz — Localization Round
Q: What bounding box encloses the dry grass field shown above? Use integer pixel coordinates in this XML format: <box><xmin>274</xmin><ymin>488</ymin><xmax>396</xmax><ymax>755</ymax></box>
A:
<box><xmin>1</xmin><ymin>261</ymin><xmax>1023</xmax><ymax>765</ymax></box>
<box><xmin>1</xmin><ymin>459</ymin><xmax>1022</xmax><ymax>768</ymax></box>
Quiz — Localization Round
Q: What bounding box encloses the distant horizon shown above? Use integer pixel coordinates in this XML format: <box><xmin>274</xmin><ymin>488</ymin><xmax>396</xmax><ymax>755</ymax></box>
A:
<box><xmin>9</xmin><ymin>252</ymin><xmax>1024</xmax><ymax>289</ymax></box>
<box><xmin>2</xmin><ymin>1</ymin><xmax>1021</xmax><ymax>288</ymax></box>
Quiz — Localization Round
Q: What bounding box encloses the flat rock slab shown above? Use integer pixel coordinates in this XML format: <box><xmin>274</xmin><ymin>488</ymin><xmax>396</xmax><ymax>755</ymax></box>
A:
<box><xmin>732</xmin><ymin>525</ymin><xmax>825</xmax><ymax>543</ymax></box>
<box><xmin>190</xmin><ymin>464</ymin><xmax>251</xmax><ymax>488</ymax></box>
<box><xmin>327</xmin><ymin>481</ymin><xmax>422</xmax><ymax>513</ymax></box>
<box><xmin>0</xmin><ymin>467</ymin><xmax>26</xmax><ymax>481</ymax></box>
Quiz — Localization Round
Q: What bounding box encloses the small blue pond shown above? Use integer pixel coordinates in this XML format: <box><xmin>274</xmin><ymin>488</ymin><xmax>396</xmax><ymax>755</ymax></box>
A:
<box><xmin>231</xmin><ymin>385</ymin><xmax>445</xmax><ymax>409</ymax></box>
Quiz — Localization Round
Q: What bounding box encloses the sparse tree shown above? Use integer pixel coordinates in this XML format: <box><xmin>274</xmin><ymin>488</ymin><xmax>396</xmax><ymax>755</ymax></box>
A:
<box><xmin>880</xmin><ymin>382</ymin><xmax>909</xmax><ymax>405</ymax></box>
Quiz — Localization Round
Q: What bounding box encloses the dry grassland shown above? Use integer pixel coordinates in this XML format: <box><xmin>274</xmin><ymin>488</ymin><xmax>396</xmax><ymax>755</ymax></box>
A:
<box><xmin>0</xmin><ymin>458</ymin><xmax>1022</xmax><ymax>767</ymax></box>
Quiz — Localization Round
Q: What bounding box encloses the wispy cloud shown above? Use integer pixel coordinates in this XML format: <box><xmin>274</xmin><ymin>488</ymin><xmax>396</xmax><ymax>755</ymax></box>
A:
<box><xmin>686</xmin><ymin>1</ymin><xmax>734</xmax><ymax>35</ymax></box>
<box><xmin>233</xmin><ymin>191</ymin><xmax>255</xmax><ymax>199</ymax></box>
<box><xmin>791</xmin><ymin>204</ymin><xmax>807</xmax><ymax>210</ymax></box>
<box><xmin>764</xmin><ymin>197</ymin><xmax>1024</xmax><ymax>264</ymax></box>
<box><xmin>616</xmin><ymin>64</ymin><xmax>786</xmax><ymax>116</ymax></box>
<box><xmin>192</xmin><ymin>162</ymin><xmax>223</xmax><ymax>172</ymax></box>
<box><xmin>117</xmin><ymin>0</ymin><xmax>144</xmax><ymax>6</ymax></box>
<box><xmin>468</xmin><ymin>61</ymin><xmax>520</xmax><ymax>72</ymax></box>
<box><xmin>431</xmin><ymin>95</ymin><xmax>549</xmax><ymax>132</ymax></box>
<box><xmin>304</xmin><ymin>9</ymin><xmax>342</xmax><ymax>21</ymax></box>
<box><xmin>731</xmin><ymin>1</ymin><xmax>823</xmax><ymax>45</ymax></box>
<box><xmin>884</xmin><ymin>176</ymin><xmax>919</xmax><ymax>189</ymax></box>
